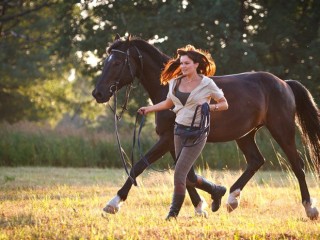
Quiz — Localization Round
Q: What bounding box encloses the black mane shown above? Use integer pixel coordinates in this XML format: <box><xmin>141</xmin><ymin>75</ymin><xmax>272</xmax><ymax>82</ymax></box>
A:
<box><xmin>108</xmin><ymin>36</ymin><xmax>170</xmax><ymax>66</ymax></box>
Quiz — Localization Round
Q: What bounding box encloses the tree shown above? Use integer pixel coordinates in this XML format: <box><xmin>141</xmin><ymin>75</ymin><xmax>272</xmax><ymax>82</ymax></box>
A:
<box><xmin>0</xmin><ymin>0</ymin><xmax>101</xmax><ymax>123</ymax></box>
<box><xmin>1</xmin><ymin>0</ymin><xmax>319</xmax><ymax>124</ymax></box>
<box><xmin>253</xmin><ymin>0</ymin><xmax>320</xmax><ymax>100</ymax></box>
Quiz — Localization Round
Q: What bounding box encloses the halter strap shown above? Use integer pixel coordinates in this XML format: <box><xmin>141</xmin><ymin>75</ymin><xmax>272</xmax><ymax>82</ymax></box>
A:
<box><xmin>111</xmin><ymin>49</ymin><xmax>127</xmax><ymax>54</ymax></box>
<box><xmin>110</xmin><ymin>46</ymin><xmax>144</xmax><ymax>80</ymax></box>
<box><xmin>108</xmin><ymin>46</ymin><xmax>143</xmax><ymax>120</ymax></box>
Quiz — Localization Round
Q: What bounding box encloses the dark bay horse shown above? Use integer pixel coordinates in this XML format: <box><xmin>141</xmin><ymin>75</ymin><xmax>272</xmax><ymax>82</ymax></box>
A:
<box><xmin>92</xmin><ymin>35</ymin><xmax>320</xmax><ymax>220</ymax></box>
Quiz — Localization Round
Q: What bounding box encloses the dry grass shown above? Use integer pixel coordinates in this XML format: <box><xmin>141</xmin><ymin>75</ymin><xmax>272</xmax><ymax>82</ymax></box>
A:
<box><xmin>0</xmin><ymin>167</ymin><xmax>319</xmax><ymax>239</ymax></box>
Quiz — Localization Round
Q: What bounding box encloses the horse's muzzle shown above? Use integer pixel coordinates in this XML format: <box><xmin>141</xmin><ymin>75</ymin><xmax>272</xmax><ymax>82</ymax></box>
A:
<box><xmin>92</xmin><ymin>88</ymin><xmax>111</xmax><ymax>103</ymax></box>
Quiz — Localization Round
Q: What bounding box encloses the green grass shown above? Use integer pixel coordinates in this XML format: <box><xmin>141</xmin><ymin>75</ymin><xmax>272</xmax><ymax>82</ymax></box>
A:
<box><xmin>0</xmin><ymin>167</ymin><xmax>319</xmax><ymax>239</ymax></box>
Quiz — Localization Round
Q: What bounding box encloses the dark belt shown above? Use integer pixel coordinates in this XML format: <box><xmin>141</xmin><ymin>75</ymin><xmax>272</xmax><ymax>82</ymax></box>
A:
<box><xmin>174</xmin><ymin>122</ymin><xmax>200</xmax><ymax>131</ymax></box>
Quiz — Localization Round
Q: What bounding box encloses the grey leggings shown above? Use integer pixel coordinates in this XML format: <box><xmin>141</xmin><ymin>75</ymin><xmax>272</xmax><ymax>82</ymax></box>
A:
<box><xmin>174</xmin><ymin>135</ymin><xmax>207</xmax><ymax>195</ymax></box>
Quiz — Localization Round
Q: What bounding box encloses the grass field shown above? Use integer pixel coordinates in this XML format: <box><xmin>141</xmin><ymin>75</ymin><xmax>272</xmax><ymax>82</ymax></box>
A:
<box><xmin>0</xmin><ymin>167</ymin><xmax>319</xmax><ymax>239</ymax></box>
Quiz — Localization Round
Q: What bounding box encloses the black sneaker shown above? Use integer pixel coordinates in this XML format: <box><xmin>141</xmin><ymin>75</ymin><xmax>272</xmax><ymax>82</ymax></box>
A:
<box><xmin>211</xmin><ymin>185</ymin><xmax>227</xmax><ymax>212</ymax></box>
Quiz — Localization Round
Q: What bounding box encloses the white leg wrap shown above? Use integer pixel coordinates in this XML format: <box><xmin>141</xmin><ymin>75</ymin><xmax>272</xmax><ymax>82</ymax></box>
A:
<box><xmin>303</xmin><ymin>199</ymin><xmax>319</xmax><ymax>220</ymax></box>
<box><xmin>194</xmin><ymin>196</ymin><xmax>208</xmax><ymax>218</ymax></box>
<box><xmin>103</xmin><ymin>195</ymin><xmax>123</xmax><ymax>214</ymax></box>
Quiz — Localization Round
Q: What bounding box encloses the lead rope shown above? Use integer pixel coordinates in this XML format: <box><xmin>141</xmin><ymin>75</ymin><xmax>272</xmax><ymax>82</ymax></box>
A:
<box><xmin>113</xmin><ymin>88</ymin><xmax>137</xmax><ymax>186</ymax></box>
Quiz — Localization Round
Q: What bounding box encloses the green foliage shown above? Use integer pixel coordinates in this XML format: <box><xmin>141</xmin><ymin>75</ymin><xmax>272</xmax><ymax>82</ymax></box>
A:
<box><xmin>0</xmin><ymin>0</ymin><xmax>319</xmax><ymax>127</ymax></box>
<box><xmin>0</xmin><ymin>1</ymin><xmax>60</xmax><ymax>121</ymax></box>
<box><xmin>0</xmin><ymin>0</ymin><xmax>101</xmax><ymax>123</ymax></box>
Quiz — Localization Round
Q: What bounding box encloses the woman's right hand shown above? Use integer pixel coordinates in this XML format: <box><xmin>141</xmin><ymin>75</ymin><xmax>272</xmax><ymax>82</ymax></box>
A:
<box><xmin>137</xmin><ymin>98</ymin><xmax>173</xmax><ymax>115</ymax></box>
<box><xmin>137</xmin><ymin>106</ymin><xmax>149</xmax><ymax>115</ymax></box>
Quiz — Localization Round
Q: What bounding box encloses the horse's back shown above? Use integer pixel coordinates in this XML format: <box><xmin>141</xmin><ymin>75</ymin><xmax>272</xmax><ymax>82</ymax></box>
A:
<box><xmin>207</xmin><ymin>72</ymin><xmax>295</xmax><ymax>142</ymax></box>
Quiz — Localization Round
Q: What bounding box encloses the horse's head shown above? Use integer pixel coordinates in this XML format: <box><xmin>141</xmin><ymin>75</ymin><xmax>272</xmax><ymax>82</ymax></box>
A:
<box><xmin>92</xmin><ymin>34</ymin><xmax>143</xmax><ymax>103</ymax></box>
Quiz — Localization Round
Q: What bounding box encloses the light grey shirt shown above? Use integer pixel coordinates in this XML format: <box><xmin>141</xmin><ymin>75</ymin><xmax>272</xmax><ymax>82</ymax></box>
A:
<box><xmin>167</xmin><ymin>75</ymin><xmax>224</xmax><ymax>126</ymax></box>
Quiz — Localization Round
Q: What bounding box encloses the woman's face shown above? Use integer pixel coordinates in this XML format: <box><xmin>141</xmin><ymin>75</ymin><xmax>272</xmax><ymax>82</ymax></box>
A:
<box><xmin>180</xmin><ymin>55</ymin><xmax>199</xmax><ymax>76</ymax></box>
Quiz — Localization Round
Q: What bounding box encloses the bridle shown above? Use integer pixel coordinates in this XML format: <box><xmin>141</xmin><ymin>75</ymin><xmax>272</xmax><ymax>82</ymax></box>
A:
<box><xmin>108</xmin><ymin>46</ymin><xmax>143</xmax><ymax>120</ymax></box>
<box><xmin>107</xmin><ymin>45</ymin><xmax>143</xmax><ymax>186</ymax></box>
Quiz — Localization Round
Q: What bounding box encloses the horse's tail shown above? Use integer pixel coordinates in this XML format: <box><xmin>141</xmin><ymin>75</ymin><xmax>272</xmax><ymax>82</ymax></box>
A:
<box><xmin>286</xmin><ymin>80</ymin><xmax>320</xmax><ymax>172</ymax></box>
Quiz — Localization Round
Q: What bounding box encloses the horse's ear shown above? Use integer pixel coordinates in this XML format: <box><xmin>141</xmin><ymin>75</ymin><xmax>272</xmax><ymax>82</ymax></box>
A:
<box><xmin>114</xmin><ymin>33</ymin><xmax>121</xmax><ymax>41</ymax></box>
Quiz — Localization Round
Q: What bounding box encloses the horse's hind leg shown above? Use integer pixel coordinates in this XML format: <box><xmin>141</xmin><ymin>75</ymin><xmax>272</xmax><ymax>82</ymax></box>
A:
<box><xmin>267</xmin><ymin>122</ymin><xmax>319</xmax><ymax>219</ymax></box>
<box><xmin>227</xmin><ymin>129</ymin><xmax>265</xmax><ymax>212</ymax></box>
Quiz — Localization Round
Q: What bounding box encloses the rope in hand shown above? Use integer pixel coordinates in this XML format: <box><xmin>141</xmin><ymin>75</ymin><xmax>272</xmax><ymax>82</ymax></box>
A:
<box><xmin>175</xmin><ymin>102</ymin><xmax>211</xmax><ymax>161</ymax></box>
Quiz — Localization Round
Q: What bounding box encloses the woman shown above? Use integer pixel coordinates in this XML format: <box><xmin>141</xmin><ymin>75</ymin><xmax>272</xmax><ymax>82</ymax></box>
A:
<box><xmin>138</xmin><ymin>45</ymin><xmax>229</xmax><ymax>220</ymax></box>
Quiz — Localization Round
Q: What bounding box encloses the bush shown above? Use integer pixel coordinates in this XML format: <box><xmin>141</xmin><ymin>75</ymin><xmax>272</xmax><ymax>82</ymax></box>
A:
<box><xmin>0</xmin><ymin>121</ymin><xmax>309</xmax><ymax>170</ymax></box>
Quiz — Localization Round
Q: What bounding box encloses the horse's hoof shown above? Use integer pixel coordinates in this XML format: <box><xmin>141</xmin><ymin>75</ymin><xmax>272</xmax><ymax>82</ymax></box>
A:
<box><xmin>103</xmin><ymin>205</ymin><xmax>119</xmax><ymax>214</ymax></box>
<box><xmin>226</xmin><ymin>202</ymin><xmax>238</xmax><ymax>213</ymax></box>
<box><xmin>103</xmin><ymin>195</ymin><xmax>123</xmax><ymax>214</ymax></box>
<box><xmin>195</xmin><ymin>196</ymin><xmax>208</xmax><ymax>218</ymax></box>
<box><xmin>303</xmin><ymin>200</ymin><xmax>319</xmax><ymax>220</ymax></box>
<box><xmin>226</xmin><ymin>189</ymin><xmax>241</xmax><ymax>213</ymax></box>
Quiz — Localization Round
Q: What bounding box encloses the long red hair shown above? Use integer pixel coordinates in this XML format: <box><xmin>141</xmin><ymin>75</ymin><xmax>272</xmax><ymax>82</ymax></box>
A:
<box><xmin>160</xmin><ymin>45</ymin><xmax>216</xmax><ymax>85</ymax></box>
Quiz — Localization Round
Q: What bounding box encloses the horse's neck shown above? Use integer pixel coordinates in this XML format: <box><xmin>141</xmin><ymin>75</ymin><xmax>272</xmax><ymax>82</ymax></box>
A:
<box><xmin>139</xmin><ymin>56</ymin><xmax>169</xmax><ymax>104</ymax></box>
<box><xmin>140</xmin><ymin>73</ymin><xmax>168</xmax><ymax>104</ymax></box>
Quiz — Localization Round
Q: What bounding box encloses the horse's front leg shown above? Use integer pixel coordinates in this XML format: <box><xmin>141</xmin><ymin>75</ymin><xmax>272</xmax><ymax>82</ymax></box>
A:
<box><xmin>103</xmin><ymin>131</ymin><xmax>172</xmax><ymax>214</ymax></box>
<box><xmin>104</xmin><ymin>130</ymin><xmax>202</xmax><ymax>215</ymax></box>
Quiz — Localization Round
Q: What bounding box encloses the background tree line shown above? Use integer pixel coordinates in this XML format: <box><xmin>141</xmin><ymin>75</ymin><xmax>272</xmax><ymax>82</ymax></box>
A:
<box><xmin>1</xmin><ymin>0</ymin><xmax>319</xmax><ymax>124</ymax></box>
<box><xmin>0</xmin><ymin>0</ymin><xmax>319</xmax><ymax>169</ymax></box>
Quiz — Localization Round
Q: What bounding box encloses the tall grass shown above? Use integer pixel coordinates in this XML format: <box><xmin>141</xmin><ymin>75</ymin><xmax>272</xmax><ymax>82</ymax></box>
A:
<box><xmin>0</xmin><ymin>121</ymin><xmax>120</xmax><ymax>167</ymax></box>
<box><xmin>0</xmin><ymin>121</ymin><xmax>311</xmax><ymax>171</ymax></box>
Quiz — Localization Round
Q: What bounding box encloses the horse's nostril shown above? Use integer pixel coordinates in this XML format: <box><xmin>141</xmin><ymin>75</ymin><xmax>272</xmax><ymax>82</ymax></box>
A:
<box><xmin>92</xmin><ymin>89</ymin><xmax>102</xmax><ymax>99</ymax></box>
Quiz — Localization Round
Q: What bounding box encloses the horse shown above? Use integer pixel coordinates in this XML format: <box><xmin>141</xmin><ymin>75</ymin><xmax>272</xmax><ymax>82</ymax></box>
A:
<box><xmin>92</xmin><ymin>34</ymin><xmax>320</xmax><ymax>220</ymax></box>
